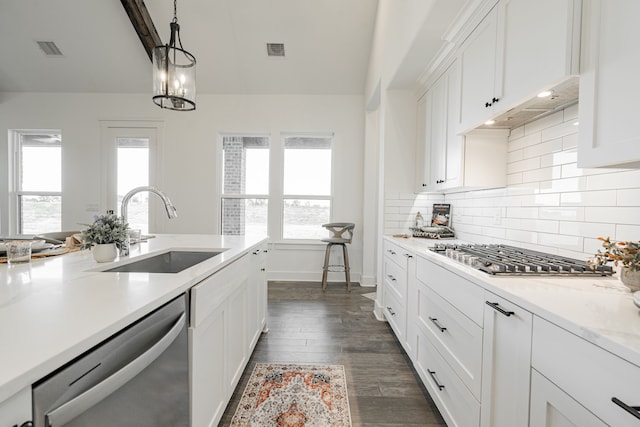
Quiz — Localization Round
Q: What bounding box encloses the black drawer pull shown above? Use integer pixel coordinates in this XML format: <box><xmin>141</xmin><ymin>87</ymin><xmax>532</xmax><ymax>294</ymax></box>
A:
<box><xmin>486</xmin><ymin>301</ymin><xmax>515</xmax><ymax>317</ymax></box>
<box><xmin>387</xmin><ymin>249</ymin><xmax>396</xmax><ymax>255</ymax></box>
<box><xmin>485</xmin><ymin>101</ymin><xmax>492</xmax><ymax>108</ymax></box>
<box><xmin>387</xmin><ymin>274</ymin><xmax>396</xmax><ymax>282</ymax></box>
<box><xmin>386</xmin><ymin>306</ymin><xmax>396</xmax><ymax>316</ymax></box>
<box><xmin>403</xmin><ymin>253</ymin><xmax>413</xmax><ymax>259</ymax></box>
<box><xmin>612</xmin><ymin>397</ymin><xmax>640</xmax><ymax>420</ymax></box>
<box><xmin>427</xmin><ymin>369</ymin><xmax>445</xmax><ymax>390</ymax></box>
<box><xmin>429</xmin><ymin>317</ymin><xmax>447</xmax><ymax>332</ymax></box>
<box><xmin>492</xmin><ymin>97</ymin><xmax>500</xmax><ymax>103</ymax></box>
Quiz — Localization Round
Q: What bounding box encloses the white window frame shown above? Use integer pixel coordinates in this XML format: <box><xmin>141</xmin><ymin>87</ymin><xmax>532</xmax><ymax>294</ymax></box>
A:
<box><xmin>280</xmin><ymin>133</ymin><xmax>334</xmax><ymax>242</ymax></box>
<box><xmin>218</xmin><ymin>133</ymin><xmax>270</xmax><ymax>236</ymax></box>
<box><xmin>9</xmin><ymin>129</ymin><xmax>62</xmax><ymax>235</ymax></box>
<box><xmin>100</xmin><ymin>121</ymin><xmax>163</xmax><ymax>231</ymax></box>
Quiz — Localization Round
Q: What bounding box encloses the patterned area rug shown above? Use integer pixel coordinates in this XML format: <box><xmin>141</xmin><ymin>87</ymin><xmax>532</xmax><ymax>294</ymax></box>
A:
<box><xmin>231</xmin><ymin>363</ymin><xmax>351</xmax><ymax>427</ymax></box>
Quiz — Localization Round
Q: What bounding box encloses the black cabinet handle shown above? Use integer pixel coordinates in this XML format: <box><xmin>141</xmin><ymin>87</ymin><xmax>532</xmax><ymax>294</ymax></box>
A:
<box><xmin>260</xmin><ymin>268</ymin><xmax>266</xmax><ymax>272</ymax></box>
<box><xmin>427</xmin><ymin>369</ymin><xmax>445</xmax><ymax>390</ymax></box>
<box><xmin>387</xmin><ymin>274</ymin><xmax>396</xmax><ymax>282</ymax></box>
<box><xmin>403</xmin><ymin>253</ymin><xmax>413</xmax><ymax>259</ymax></box>
<box><xmin>486</xmin><ymin>301</ymin><xmax>515</xmax><ymax>317</ymax></box>
<box><xmin>386</xmin><ymin>306</ymin><xmax>396</xmax><ymax>316</ymax></box>
<box><xmin>429</xmin><ymin>317</ymin><xmax>447</xmax><ymax>332</ymax></box>
<box><xmin>252</xmin><ymin>250</ymin><xmax>261</xmax><ymax>255</ymax></box>
<box><xmin>422</xmin><ymin>183</ymin><xmax>428</xmax><ymax>187</ymax></box>
<box><xmin>492</xmin><ymin>97</ymin><xmax>500</xmax><ymax>103</ymax></box>
<box><xmin>387</xmin><ymin>249</ymin><xmax>396</xmax><ymax>255</ymax></box>
<box><xmin>612</xmin><ymin>397</ymin><xmax>640</xmax><ymax>420</ymax></box>
<box><xmin>485</xmin><ymin>101</ymin><xmax>492</xmax><ymax>108</ymax></box>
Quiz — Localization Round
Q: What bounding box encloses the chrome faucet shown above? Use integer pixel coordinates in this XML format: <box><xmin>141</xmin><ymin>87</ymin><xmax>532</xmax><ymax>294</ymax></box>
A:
<box><xmin>120</xmin><ymin>186</ymin><xmax>178</xmax><ymax>226</ymax></box>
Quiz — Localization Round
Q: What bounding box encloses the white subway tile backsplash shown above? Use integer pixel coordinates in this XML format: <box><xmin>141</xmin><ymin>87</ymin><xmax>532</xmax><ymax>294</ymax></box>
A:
<box><xmin>563</xmin><ymin>103</ymin><xmax>579</xmax><ymax>121</ymax></box>
<box><xmin>617</xmin><ymin>189</ymin><xmax>640</xmax><ymax>206</ymax></box>
<box><xmin>523</xmin><ymin>110</ymin><xmax>563</xmax><ymax>135</ymax></box>
<box><xmin>616</xmin><ymin>224</ymin><xmax>640</xmax><ymax>241</ymax></box>
<box><xmin>541</xmin><ymin>120</ymin><xmax>580</xmax><ymax>141</ymax></box>
<box><xmin>539</xmin><ymin>206</ymin><xmax>585</xmax><ymax>221</ymax></box>
<box><xmin>522</xmin><ymin>166</ymin><xmax>561</xmax><ymax>183</ymax></box>
<box><xmin>385</xmin><ymin>102</ymin><xmax>640</xmax><ymax>259</ymax></box>
<box><xmin>559</xmin><ymin>221</ymin><xmax>616</xmax><ymax>240</ymax></box>
<box><xmin>508</xmin><ymin>157</ymin><xmax>541</xmax><ymax>174</ymax></box>
<box><xmin>509</xmin><ymin>132</ymin><xmax>542</xmax><ymax>152</ymax></box>
<box><xmin>560</xmin><ymin>190</ymin><xmax>617</xmax><ymax>207</ymax></box>
<box><xmin>585</xmin><ymin>207</ymin><xmax>640</xmax><ymax>225</ymax></box>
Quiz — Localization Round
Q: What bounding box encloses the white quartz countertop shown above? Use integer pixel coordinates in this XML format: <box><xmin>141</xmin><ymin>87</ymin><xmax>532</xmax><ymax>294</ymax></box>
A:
<box><xmin>386</xmin><ymin>236</ymin><xmax>640</xmax><ymax>367</ymax></box>
<box><xmin>0</xmin><ymin>234</ymin><xmax>268</xmax><ymax>403</ymax></box>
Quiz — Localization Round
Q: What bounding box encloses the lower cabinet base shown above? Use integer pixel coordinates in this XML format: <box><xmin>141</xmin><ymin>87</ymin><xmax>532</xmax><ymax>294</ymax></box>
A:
<box><xmin>415</xmin><ymin>332</ymin><xmax>480</xmax><ymax>427</ymax></box>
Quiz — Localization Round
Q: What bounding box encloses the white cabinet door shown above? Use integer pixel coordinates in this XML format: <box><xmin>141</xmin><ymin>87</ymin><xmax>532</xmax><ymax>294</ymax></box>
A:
<box><xmin>530</xmin><ymin>369</ymin><xmax>607</xmax><ymax>427</ymax></box>
<box><xmin>190</xmin><ymin>302</ymin><xmax>227</xmax><ymax>427</ymax></box>
<box><xmin>227</xmin><ymin>281</ymin><xmax>248</xmax><ymax>393</ymax></box>
<box><xmin>458</xmin><ymin>0</ymin><xmax>580</xmax><ymax>133</ymax></box>
<box><xmin>247</xmin><ymin>246</ymin><xmax>267</xmax><ymax>351</ymax></box>
<box><xmin>458</xmin><ymin>5</ymin><xmax>500</xmax><ymax>133</ymax></box>
<box><xmin>578</xmin><ymin>0</ymin><xmax>640</xmax><ymax>168</ymax></box>
<box><xmin>427</xmin><ymin>72</ymin><xmax>448</xmax><ymax>189</ymax></box>
<box><xmin>415</xmin><ymin>93</ymin><xmax>430</xmax><ymax>192</ymax></box>
<box><xmin>498</xmin><ymin>0</ymin><xmax>580</xmax><ymax>109</ymax></box>
<box><xmin>0</xmin><ymin>387</ymin><xmax>31</xmax><ymax>427</ymax></box>
<box><xmin>481</xmin><ymin>293</ymin><xmax>532</xmax><ymax>427</ymax></box>
<box><xmin>404</xmin><ymin>251</ymin><xmax>417</xmax><ymax>360</ymax></box>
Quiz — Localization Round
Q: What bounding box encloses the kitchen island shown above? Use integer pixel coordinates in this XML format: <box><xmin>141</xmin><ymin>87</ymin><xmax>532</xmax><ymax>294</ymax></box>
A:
<box><xmin>0</xmin><ymin>234</ymin><xmax>268</xmax><ymax>426</ymax></box>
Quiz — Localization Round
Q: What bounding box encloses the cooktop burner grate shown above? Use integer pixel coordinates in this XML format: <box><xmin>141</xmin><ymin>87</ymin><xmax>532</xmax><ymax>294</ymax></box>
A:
<box><xmin>430</xmin><ymin>243</ymin><xmax>614</xmax><ymax>276</ymax></box>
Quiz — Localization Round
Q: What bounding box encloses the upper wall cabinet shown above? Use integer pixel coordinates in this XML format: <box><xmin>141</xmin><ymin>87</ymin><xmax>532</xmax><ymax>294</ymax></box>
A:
<box><xmin>457</xmin><ymin>0</ymin><xmax>581</xmax><ymax>133</ymax></box>
<box><xmin>578</xmin><ymin>0</ymin><xmax>640</xmax><ymax>168</ymax></box>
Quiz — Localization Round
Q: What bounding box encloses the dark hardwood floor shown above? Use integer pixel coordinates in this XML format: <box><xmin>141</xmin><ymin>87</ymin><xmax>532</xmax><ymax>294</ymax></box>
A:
<box><xmin>219</xmin><ymin>281</ymin><xmax>447</xmax><ymax>427</ymax></box>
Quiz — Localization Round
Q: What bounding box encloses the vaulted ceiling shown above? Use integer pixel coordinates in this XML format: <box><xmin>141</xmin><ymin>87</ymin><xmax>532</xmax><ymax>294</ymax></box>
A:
<box><xmin>0</xmin><ymin>0</ymin><xmax>379</xmax><ymax>95</ymax></box>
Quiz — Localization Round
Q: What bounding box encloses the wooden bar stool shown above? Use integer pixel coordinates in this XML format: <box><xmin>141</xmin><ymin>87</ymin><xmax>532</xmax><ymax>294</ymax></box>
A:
<box><xmin>320</xmin><ymin>222</ymin><xmax>355</xmax><ymax>291</ymax></box>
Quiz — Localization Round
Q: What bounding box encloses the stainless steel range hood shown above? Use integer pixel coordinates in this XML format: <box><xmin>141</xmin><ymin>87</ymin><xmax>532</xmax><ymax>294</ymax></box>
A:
<box><xmin>477</xmin><ymin>77</ymin><xmax>579</xmax><ymax>130</ymax></box>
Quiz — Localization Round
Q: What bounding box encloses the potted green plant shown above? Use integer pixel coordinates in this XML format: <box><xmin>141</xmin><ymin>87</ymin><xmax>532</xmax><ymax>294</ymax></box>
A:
<box><xmin>589</xmin><ymin>237</ymin><xmax>640</xmax><ymax>292</ymax></box>
<box><xmin>81</xmin><ymin>213</ymin><xmax>129</xmax><ymax>262</ymax></box>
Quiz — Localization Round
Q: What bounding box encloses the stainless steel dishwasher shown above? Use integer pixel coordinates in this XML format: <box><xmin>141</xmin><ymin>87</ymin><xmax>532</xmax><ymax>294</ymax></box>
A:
<box><xmin>32</xmin><ymin>294</ymin><xmax>189</xmax><ymax>427</ymax></box>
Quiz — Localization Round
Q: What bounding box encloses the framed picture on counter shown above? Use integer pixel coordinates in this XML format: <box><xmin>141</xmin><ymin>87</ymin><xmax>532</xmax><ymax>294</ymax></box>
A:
<box><xmin>431</xmin><ymin>204</ymin><xmax>451</xmax><ymax>227</ymax></box>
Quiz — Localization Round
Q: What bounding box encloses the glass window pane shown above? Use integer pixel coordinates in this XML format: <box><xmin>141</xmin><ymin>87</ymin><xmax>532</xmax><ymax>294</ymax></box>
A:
<box><xmin>116</xmin><ymin>138</ymin><xmax>149</xmax><ymax>233</ymax></box>
<box><xmin>283</xmin><ymin>137</ymin><xmax>331</xmax><ymax>196</ymax></box>
<box><xmin>222</xmin><ymin>198</ymin><xmax>268</xmax><ymax>236</ymax></box>
<box><xmin>19</xmin><ymin>195</ymin><xmax>61</xmax><ymax>234</ymax></box>
<box><xmin>282</xmin><ymin>199</ymin><xmax>330</xmax><ymax>239</ymax></box>
<box><xmin>222</xmin><ymin>136</ymin><xmax>269</xmax><ymax>195</ymax></box>
<box><xmin>20</xmin><ymin>140</ymin><xmax>61</xmax><ymax>192</ymax></box>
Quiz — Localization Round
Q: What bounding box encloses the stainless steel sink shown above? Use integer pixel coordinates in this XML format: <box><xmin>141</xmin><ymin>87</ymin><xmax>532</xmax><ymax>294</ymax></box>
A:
<box><xmin>104</xmin><ymin>250</ymin><xmax>224</xmax><ymax>273</ymax></box>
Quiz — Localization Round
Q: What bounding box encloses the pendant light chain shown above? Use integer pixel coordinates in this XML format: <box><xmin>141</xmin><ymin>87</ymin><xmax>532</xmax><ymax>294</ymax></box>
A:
<box><xmin>173</xmin><ymin>0</ymin><xmax>178</xmax><ymax>23</ymax></box>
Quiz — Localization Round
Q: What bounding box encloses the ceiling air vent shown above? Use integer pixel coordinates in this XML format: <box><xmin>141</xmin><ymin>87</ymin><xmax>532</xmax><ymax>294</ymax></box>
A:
<box><xmin>36</xmin><ymin>41</ymin><xmax>63</xmax><ymax>56</ymax></box>
<box><xmin>266</xmin><ymin>43</ymin><xmax>285</xmax><ymax>57</ymax></box>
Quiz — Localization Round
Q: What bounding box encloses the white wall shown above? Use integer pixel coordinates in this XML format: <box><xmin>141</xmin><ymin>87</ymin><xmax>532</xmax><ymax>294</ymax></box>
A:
<box><xmin>0</xmin><ymin>91</ymin><xmax>365</xmax><ymax>282</ymax></box>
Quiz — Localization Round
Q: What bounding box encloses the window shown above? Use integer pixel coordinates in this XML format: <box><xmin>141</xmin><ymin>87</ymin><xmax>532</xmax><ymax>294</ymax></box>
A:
<box><xmin>221</xmin><ymin>136</ymin><xmax>269</xmax><ymax>236</ymax></box>
<box><xmin>12</xmin><ymin>131</ymin><xmax>62</xmax><ymax>234</ymax></box>
<box><xmin>101</xmin><ymin>123</ymin><xmax>160</xmax><ymax>235</ymax></box>
<box><xmin>282</xmin><ymin>135</ymin><xmax>332</xmax><ymax>239</ymax></box>
<box><xmin>116</xmin><ymin>137</ymin><xmax>150</xmax><ymax>232</ymax></box>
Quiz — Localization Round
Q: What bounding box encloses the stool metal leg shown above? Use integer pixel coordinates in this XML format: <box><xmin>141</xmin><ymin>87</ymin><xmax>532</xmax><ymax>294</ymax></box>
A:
<box><xmin>342</xmin><ymin>243</ymin><xmax>351</xmax><ymax>292</ymax></box>
<box><xmin>321</xmin><ymin>243</ymin><xmax>332</xmax><ymax>291</ymax></box>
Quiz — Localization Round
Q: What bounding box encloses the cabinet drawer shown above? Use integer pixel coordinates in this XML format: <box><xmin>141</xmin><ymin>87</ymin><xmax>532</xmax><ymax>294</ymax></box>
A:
<box><xmin>191</xmin><ymin>255</ymin><xmax>249</xmax><ymax>327</ymax></box>
<box><xmin>383</xmin><ymin>286</ymin><xmax>405</xmax><ymax>341</ymax></box>
<box><xmin>532</xmin><ymin>317</ymin><xmax>640</xmax><ymax>426</ymax></box>
<box><xmin>417</xmin><ymin>257</ymin><xmax>484</xmax><ymax>326</ymax></box>
<box><xmin>415</xmin><ymin>330</ymin><xmax>480</xmax><ymax>427</ymax></box>
<box><xmin>384</xmin><ymin>257</ymin><xmax>407</xmax><ymax>301</ymax></box>
<box><xmin>417</xmin><ymin>282</ymin><xmax>482</xmax><ymax>399</ymax></box>
<box><xmin>383</xmin><ymin>240</ymin><xmax>408</xmax><ymax>268</ymax></box>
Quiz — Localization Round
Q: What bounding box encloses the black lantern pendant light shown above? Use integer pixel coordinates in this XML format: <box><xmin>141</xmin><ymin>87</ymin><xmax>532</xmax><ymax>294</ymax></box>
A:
<box><xmin>152</xmin><ymin>0</ymin><xmax>196</xmax><ymax>111</ymax></box>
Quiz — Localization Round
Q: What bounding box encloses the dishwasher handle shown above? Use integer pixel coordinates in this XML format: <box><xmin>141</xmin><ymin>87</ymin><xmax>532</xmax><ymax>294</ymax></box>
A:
<box><xmin>45</xmin><ymin>312</ymin><xmax>186</xmax><ymax>427</ymax></box>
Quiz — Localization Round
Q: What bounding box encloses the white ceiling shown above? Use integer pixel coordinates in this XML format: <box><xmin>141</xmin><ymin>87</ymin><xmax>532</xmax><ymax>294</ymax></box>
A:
<box><xmin>0</xmin><ymin>0</ymin><xmax>380</xmax><ymax>95</ymax></box>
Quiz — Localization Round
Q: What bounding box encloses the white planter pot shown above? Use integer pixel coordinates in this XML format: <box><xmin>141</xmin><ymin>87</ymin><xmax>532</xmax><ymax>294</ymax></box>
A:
<box><xmin>93</xmin><ymin>243</ymin><xmax>117</xmax><ymax>263</ymax></box>
<box><xmin>621</xmin><ymin>267</ymin><xmax>640</xmax><ymax>292</ymax></box>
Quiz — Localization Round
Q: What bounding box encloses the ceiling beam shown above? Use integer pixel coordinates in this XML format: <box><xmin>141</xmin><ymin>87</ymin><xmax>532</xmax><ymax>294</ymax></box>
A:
<box><xmin>120</xmin><ymin>0</ymin><xmax>163</xmax><ymax>61</ymax></box>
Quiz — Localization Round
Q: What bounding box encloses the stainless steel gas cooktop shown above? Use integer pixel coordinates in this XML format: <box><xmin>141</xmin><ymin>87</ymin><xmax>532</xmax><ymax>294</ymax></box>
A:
<box><xmin>430</xmin><ymin>243</ymin><xmax>614</xmax><ymax>276</ymax></box>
